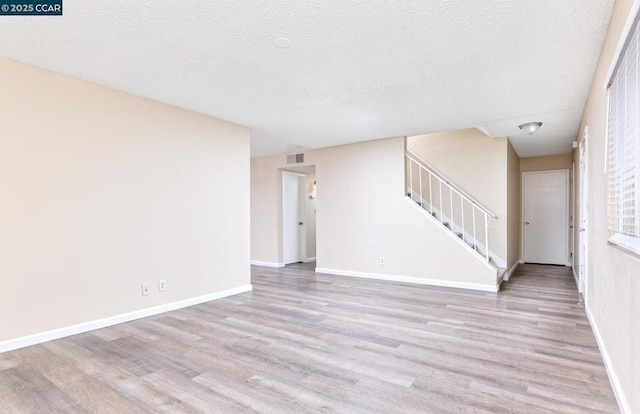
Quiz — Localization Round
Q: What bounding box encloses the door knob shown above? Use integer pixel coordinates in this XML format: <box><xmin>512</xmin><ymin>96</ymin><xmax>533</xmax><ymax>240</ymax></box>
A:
<box><xmin>525</xmin><ymin>221</ymin><xmax>530</xmax><ymax>225</ymax></box>
<box><xmin>298</xmin><ymin>222</ymin><xmax>304</xmax><ymax>225</ymax></box>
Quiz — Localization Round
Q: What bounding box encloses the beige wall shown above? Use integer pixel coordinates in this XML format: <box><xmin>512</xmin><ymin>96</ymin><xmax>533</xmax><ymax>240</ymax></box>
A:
<box><xmin>574</xmin><ymin>0</ymin><xmax>640</xmax><ymax>411</ymax></box>
<box><xmin>251</xmin><ymin>137</ymin><xmax>497</xmax><ymax>288</ymax></box>
<box><xmin>304</xmin><ymin>173</ymin><xmax>317</xmax><ymax>260</ymax></box>
<box><xmin>407</xmin><ymin>128</ymin><xmax>511</xmax><ymax>268</ymax></box>
<box><xmin>506</xmin><ymin>141</ymin><xmax>521</xmax><ymax>270</ymax></box>
<box><xmin>0</xmin><ymin>58</ymin><xmax>251</xmax><ymax>343</ymax></box>
<box><xmin>520</xmin><ymin>153</ymin><xmax>572</xmax><ymax>173</ymax></box>
<box><xmin>251</xmin><ymin>156</ymin><xmax>281</xmax><ymax>264</ymax></box>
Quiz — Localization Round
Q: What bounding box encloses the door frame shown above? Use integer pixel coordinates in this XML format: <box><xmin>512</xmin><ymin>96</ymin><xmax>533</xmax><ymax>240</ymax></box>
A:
<box><xmin>521</xmin><ymin>169</ymin><xmax>571</xmax><ymax>266</ymax></box>
<box><xmin>578</xmin><ymin>133</ymin><xmax>589</xmax><ymax>298</ymax></box>
<box><xmin>571</xmin><ymin>162</ymin><xmax>576</xmax><ymax>270</ymax></box>
<box><xmin>282</xmin><ymin>171</ymin><xmax>306</xmax><ymax>265</ymax></box>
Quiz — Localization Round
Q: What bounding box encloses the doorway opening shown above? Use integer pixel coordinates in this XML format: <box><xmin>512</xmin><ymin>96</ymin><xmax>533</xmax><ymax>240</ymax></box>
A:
<box><xmin>281</xmin><ymin>165</ymin><xmax>316</xmax><ymax>266</ymax></box>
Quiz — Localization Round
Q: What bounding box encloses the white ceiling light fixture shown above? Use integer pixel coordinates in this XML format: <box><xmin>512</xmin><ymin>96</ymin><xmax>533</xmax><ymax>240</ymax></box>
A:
<box><xmin>519</xmin><ymin>122</ymin><xmax>543</xmax><ymax>135</ymax></box>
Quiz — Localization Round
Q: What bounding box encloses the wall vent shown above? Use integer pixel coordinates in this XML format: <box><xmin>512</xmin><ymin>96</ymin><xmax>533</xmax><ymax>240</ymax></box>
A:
<box><xmin>287</xmin><ymin>153</ymin><xmax>304</xmax><ymax>164</ymax></box>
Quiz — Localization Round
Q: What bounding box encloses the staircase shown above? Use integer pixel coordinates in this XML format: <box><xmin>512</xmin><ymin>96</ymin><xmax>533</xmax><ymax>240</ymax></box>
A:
<box><xmin>405</xmin><ymin>150</ymin><xmax>506</xmax><ymax>278</ymax></box>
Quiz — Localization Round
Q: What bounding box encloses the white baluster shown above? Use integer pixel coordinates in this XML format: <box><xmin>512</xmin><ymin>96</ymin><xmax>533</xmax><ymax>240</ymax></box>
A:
<box><xmin>461</xmin><ymin>197</ymin><xmax>465</xmax><ymax>243</ymax></box>
<box><xmin>485</xmin><ymin>213</ymin><xmax>490</xmax><ymax>262</ymax></box>
<box><xmin>405</xmin><ymin>150</ymin><xmax>497</xmax><ymax>263</ymax></box>
<box><xmin>439</xmin><ymin>178</ymin><xmax>443</xmax><ymax>223</ymax></box>
<box><xmin>409</xmin><ymin>158</ymin><xmax>413</xmax><ymax>200</ymax></box>
<box><xmin>472</xmin><ymin>207</ymin><xmax>477</xmax><ymax>252</ymax></box>
<box><xmin>419</xmin><ymin>164</ymin><xmax>423</xmax><ymax>209</ymax></box>
<box><xmin>449</xmin><ymin>188</ymin><xmax>454</xmax><ymax>231</ymax></box>
<box><xmin>429</xmin><ymin>173</ymin><xmax>433</xmax><ymax>214</ymax></box>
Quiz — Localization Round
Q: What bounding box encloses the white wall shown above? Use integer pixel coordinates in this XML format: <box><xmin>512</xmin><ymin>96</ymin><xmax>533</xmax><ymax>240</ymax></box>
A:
<box><xmin>574</xmin><ymin>0</ymin><xmax>640</xmax><ymax>411</ymax></box>
<box><xmin>0</xmin><ymin>58</ymin><xmax>251</xmax><ymax>344</ymax></box>
<box><xmin>251</xmin><ymin>137</ymin><xmax>497</xmax><ymax>288</ymax></box>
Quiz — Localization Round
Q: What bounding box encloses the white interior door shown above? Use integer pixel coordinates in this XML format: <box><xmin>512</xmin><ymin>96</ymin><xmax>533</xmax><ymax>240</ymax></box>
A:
<box><xmin>283</xmin><ymin>172</ymin><xmax>304</xmax><ymax>264</ymax></box>
<box><xmin>578</xmin><ymin>137</ymin><xmax>588</xmax><ymax>295</ymax></box>
<box><xmin>523</xmin><ymin>170</ymin><xmax>569</xmax><ymax>265</ymax></box>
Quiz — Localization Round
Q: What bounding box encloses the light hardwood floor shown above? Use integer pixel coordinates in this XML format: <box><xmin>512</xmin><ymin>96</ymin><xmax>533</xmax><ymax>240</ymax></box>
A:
<box><xmin>0</xmin><ymin>263</ymin><xmax>619</xmax><ymax>413</ymax></box>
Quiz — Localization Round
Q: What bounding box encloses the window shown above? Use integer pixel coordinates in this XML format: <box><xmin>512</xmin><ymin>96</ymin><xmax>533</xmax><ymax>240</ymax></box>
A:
<box><xmin>607</xmin><ymin>12</ymin><xmax>640</xmax><ymax>255</ymax></box>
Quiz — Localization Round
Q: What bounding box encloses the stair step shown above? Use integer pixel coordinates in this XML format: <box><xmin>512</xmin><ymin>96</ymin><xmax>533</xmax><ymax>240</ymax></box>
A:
<box><xmin>455</xmin><ymin>232</ymin><xmax>463</xmax><ymax>238</ymax></box>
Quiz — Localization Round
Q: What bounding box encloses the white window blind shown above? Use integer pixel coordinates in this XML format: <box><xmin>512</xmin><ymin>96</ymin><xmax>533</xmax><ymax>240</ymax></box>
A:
<box><xmin>607</xmin><ymin>12</ymin><xmax>640</xmax><ymax>254</ymax></box>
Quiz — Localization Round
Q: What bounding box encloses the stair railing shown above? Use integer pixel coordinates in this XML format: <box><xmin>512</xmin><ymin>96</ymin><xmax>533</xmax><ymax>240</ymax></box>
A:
<box><xmin>406</xmin><ymin>149</ymin><xmax>497</xmax><ymax>263</ymax></box>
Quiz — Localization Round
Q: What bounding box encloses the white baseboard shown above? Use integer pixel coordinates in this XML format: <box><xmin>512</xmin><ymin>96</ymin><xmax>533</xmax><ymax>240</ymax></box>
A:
<box><xmin>585</xmin><ymin>306</ymin><xmax>630</xmax><ymax>414</ymax></box>
<box><xmin>572</xmin><ymin>266</ymin><xmax>580</xmax><ymax>290</ymax></box>
<box><xmin>315</xmin><ymin>267</ymin><xmax>498</xmax><ymax>292</ymax></box>
<box><xmin>0</xmin><ymin>284</ymin><xmax>253</xmax><ymax>354</ymax></box>
<box><xmin>303</xmin><ymin>257</ymin><xmax>317</xmax><ymax>263</ymax></box>
<box><xmin>250</xmin><ymin>260</ymin><xmax>285</xmax><ymax>268</ymax></box>
<box><xmin>503</xmin><ymin>261</ymin><xmax>520</xmax><ymax>281</ymax></box>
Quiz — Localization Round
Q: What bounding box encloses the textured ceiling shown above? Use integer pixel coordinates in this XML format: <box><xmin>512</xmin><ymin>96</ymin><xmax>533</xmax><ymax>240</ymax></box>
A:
<box><xmin>0</xmin><ymin>1</ymin><xmax>614</xmax><ymax>157</ymax></box>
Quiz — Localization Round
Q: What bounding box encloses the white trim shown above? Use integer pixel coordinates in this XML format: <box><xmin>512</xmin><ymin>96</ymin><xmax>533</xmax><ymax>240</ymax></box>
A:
<box><xmin>585</xmin><ymin>306</ymin><xmax>630</xmax><ymax>414</ymax></box>
<box><xmin>280</xmin><ymin>170</ymin><xmax>306</xmax><ymax>177</ymax></box>
<box><xmin>572</xmin><ymin>266</ymin><xmax>580</xmax><ymax>290</ymax></box>
<box><xmin>0</xmin><ymin>285</ymin><xmax>253</xmax><ymax>354</ymax></box>
<box><xmin>604</xmin><ymin>94</ymin><xmax>609</xmax><ymax>175</ymax></box>
<box><xmin>579</xmin><ymin>133</ymin><xmax>589</xmax><ymax>300</ymax></box>
<box><xmin>570</xmin><ymin>162</ymin><xmax>576</xmax><ymax>269</ymax></box>
<box><xmin>250</xmin><ymin>260</ymin><xmax>285</xmax><ymax>268</ymax></box>
<box><xmin>282</xmin><ymin>171</ymin><xmax>306</xmax><ymax>265</ymax></box>
<box><xmin>604</xmin><ymin>0</ymin><xmax>640</xmax><ymax>89</ymax></box>
<box><xmin>315</xmin><ymin>267</ymin><xmax>499</xmax><ymax>292</ymax></box>
<box><xmin>608</xmin><ymin>233</ymin><xmax>640</xmax><ymax>256</ymax></box>
<box><xmin>302</xmin><ymin>257</ymin><xmax>317</xmax><ymax>263</ymax></box>
<box><xmin>502</xmin><ymin>261</ymin><xmax>520</xmax><ymax>282</ymax></box>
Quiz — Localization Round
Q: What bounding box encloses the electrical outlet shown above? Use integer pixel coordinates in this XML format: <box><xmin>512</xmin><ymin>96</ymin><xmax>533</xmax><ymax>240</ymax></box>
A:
<box><xmin>380</xmin><ymin>257</ymin><xmax>385</xmax><ymax>265</ymax></box>
<box><xmin>141</xmin><ymin>284</ymin><xmax>150</xmax><ymax>297</ymax></box>
<box><xmin>158</xmin><ymin>279</ymin><xmax>167</xmax><ymax>292</ymax></box>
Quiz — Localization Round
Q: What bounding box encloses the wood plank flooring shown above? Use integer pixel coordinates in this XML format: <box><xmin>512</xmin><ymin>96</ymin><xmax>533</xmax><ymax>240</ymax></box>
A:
<box><xmin>0</xmin><ymin>263</ymin><xmax>619</xmax><ymax>413</ymax></box>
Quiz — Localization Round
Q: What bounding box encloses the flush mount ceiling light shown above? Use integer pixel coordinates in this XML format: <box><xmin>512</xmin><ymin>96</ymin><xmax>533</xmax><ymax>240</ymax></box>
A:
<box><xmin>518</xmin><ymin>122</ymin><xmax>543</xmax><ymax>135</ymax></box>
